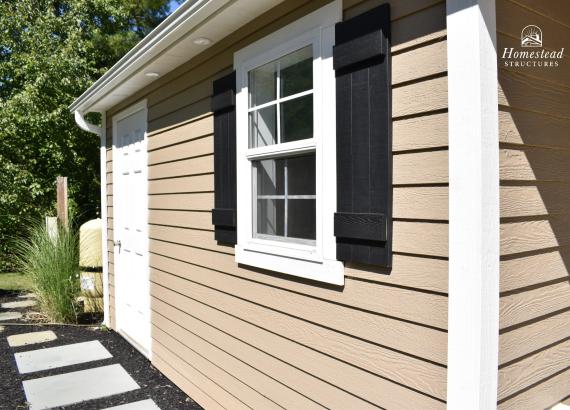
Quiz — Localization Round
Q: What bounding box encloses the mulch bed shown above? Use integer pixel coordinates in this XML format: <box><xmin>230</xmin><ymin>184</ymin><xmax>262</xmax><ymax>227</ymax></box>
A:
<box><xmin>0</xmin><ymin>290</ymin><xmax>202</xmax><ymax>410</ymax></box>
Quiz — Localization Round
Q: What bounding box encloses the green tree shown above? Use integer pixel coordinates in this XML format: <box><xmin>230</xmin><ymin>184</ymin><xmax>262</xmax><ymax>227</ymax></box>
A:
<box><xmin>0</xmin><ymin>0</ymin><xmax>179</xmax><ymax>271</ymax></box>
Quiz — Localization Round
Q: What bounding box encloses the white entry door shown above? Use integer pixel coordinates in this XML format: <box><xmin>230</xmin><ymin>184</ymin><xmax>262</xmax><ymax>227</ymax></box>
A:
<box><xmin>112</xmin><ymin>100</ymin><xmax>151</xmax><ymax>357</ymax></box>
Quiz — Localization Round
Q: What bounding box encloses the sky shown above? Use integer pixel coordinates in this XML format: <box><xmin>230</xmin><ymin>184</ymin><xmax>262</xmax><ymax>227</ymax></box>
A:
<box><xmin>168</xmin><ymin>0</ymin><xmax>183</xmax><ymax>14</ymax></box>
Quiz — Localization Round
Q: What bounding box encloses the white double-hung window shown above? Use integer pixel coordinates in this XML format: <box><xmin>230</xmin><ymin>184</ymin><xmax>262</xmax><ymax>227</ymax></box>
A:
<box><xmin>234</xmin><ymin>1</ymin><xmax>343</xmax><ymax>285</ymax></box>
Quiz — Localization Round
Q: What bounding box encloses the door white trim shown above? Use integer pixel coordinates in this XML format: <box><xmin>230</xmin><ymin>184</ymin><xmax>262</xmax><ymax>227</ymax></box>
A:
<box><xmin>446</xmin><ymin>0</ymin><xmax>499</xmax><ymax>408</ymax></box>
<box><xmin>100</xmin><ymin>113</ymin><xmax>110</xmax><ymax>327</ymax></box>
<box><xmin>112</xmin><ymin>99</ymin><xmax>152</xmax><ymax>359</ymax></box>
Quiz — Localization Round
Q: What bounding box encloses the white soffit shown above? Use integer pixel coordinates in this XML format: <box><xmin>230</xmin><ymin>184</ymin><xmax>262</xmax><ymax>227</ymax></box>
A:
<box><xmin>71</xmin><ymin>0</ymin><xmax>284</xmax><ymax>113</ymax></box>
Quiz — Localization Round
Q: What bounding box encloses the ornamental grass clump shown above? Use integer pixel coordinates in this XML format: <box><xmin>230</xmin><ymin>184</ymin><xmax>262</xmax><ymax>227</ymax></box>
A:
<box><xmin>13</xmin><ymin>219</ymin><xmax>80</xmax><ymax>323</ymax></box>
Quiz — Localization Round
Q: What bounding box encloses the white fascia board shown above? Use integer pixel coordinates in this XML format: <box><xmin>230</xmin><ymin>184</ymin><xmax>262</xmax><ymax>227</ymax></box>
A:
<box><xmin>446</xmin><ymin>0</ymin><xmax>500</xmax><ymax>409</ymax></box>
<box><xmin>69</xmin><ymin>0</ymin><xmax>228</xmax><ymax>113</ymax></box>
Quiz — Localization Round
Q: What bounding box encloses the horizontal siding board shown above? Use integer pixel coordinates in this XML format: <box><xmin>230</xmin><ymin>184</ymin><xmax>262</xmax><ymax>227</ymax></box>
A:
<box><xmin>501</xmin><ymin>217</ymin><xmax>570</xmax><ymax>255</ymax></box>
<box><xmin>393</xmin><ymin>150</ymin><xmax>448</xmax><ymax>185</ymax></box>
<box><xmin>148</xmin><ymin>193</ymin><xmax>213</xmax><ymax>211</ymax></box>
<box><xmin>149</xmin><ymin>267</ymin><xmax>448</xmax><ymax>398</ymax></box>
<box><xmin>392</xmin><ymin>40</ymin><xmax>447</xmax><ymax>85</ymax></box>
<box><xmin>393</xmin><ymin>112</ymin><xmax>448</xmax><ymax>152</ymax></box>
<box><xmin>148</xmin><ymin>136</ymin><xmax>212</xmax><ymax>165</ymax></box>
<box><xmin>148</xmin><ymin>115</ymin><xmax>213</xmax><ymax>147</ymax></box>
<box><xmin>343</xmin><ymin>0</ymin><xmax>442</xmax><ymax>20</ymax></box>
<box><xmin>148</xmin><ymin>232</ymin><xmax>446</xmax><ymax>325</ymax></box>
<box><xmin>500</xmin><ymin>246</ymin><xmax>570</xmax><ymax>292</ymax></box>
<box><xmin>509</xmin><ymin>0</ymin><xmax>570</xmax><ymax>27</ymax></box>
<box><xmin>500</xmin><ymin>148</ymin><xmax>570</xmax><ymax>182</ymax></box>
<box><xmin>498</xmin><ymin>368</ymin><xmax>570</xmax><ymax>410</ymax></box>
<box><xmin>345</xmin><ymin>255</ymin><xmax>448</xmax><ymax>293</ymax></box>
<box><xmin>152</xmin><ymin>355</ymin><xmax>223</xmax><ymax>410</ymax></box>
<box><xmin>393</xmin><ymin>221</ymin><xmax>448</xmax><ymax>257</ymax></box>
<box><xmin>153</xmin><ymin>326</ymin><xmax>282</xmax><ymax>409</ymax></box>
<box><xmin>148</xmin><ymin>174</ymin><xmax>214</xmax><ymax>195</ymax></box>
<box><xmin>498</xmin><ymin>71</ymin><xmax>570</xmax><ymax>120</ymax></box>
<box><xmin>393</xmin><ymin>76</ymin><xmax>448</xmax><ymax>118</ymax></box>
<box><xmin>498</xmin><ymin>339</ymin><xmax>570</xmax><ymax>400</ymax></box>
<box><xmin>393</xmin><ymin>186</ymin><xmax>448</xmax><ymax>220</ymax></box>
<box><xmin>499</xmin><ymin>108</ymin><xmax>570</xmax><ymax>150</ymax></box>
<box><xmin>153</xmin><ymin>342</ymin><xmax>249</xmax><ymax>410</ymax></box>
<box><xmin>500</xmin><ymin>281</ymin><xmax>570</xmax><ymax>329</ymax></box>
<box><xmin>151</xmin><ymin>303</ymin><xmax>345</xmax><ymax>409</ymax></box>
<box><xmin>149</xmin><ymin>210</ymin><xmax>212</xmax><ymax>230</ymax></box>
<box><xmin>500</xmin><ymin>309</ymin><xmax>570</xmax><ymax>365</ymax></box>
<box><xmin>151</xmin><ymin>283</ymin><xmax>446</xmax><ymax>408</ymax></box>
<box><xmin>501</xmin><ymin>184</ymin><xmax>570</xmax><ymax>218</ymax></box>
<box><xmin>148</xmin><ymin>155</ymin><xmax>213</xmax><ymax>179</ymax></box>
<box><xmin>149</xmin><ymin>251</ymin><xmax>448</xmax><ymax>363</ymax></box>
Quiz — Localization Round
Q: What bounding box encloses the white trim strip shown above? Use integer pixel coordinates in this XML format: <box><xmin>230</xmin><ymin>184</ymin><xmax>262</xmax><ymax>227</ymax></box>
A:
<box><xmin>100</xmin><ymin>113</ymin><xmax>110</xmax><ymax>327</ymax></box>
<box><xmin>446</xmin><ymin>0</ymin><xmax>500</xmax><ymax>408</ymax></box>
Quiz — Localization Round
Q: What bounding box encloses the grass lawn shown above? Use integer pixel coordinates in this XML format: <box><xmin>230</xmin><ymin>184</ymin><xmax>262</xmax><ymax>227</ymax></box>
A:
<box><xmin>0</xmin><ymin>272</ymin><xmax>33</xmax><ymax>291</ymax></box>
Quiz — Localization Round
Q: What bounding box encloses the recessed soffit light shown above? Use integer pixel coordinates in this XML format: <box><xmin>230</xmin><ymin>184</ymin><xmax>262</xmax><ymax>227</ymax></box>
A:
<box><xmin>145</xmin><ymin>72</ymin><xmax>160</xmax><ymax>78</ymax></box>
<box><xmin>193</xmin><ymin>37</ymin><xmax>212</xmax><ymax>46</ymax></box>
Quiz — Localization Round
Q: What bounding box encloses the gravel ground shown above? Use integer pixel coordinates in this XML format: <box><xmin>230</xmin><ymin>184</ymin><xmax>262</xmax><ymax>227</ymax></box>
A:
<box><xmin>0</xmin><ymin>291</ymin><xmax>202</xmax><ymax>410</ymax></box>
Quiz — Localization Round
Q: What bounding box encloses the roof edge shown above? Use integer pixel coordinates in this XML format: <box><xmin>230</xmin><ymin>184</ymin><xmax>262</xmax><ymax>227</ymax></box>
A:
<box><xmin>69</xmin><ymin>0</ymin><xmax>218</xmax><ymax>113</ymax></box>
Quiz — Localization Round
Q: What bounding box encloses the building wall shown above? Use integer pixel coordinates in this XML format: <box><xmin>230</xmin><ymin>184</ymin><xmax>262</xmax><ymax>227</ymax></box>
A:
<box><xmin>105</xmin><ymin>0</ymin><xmax>449</xmax><ymax>407</ymax></box>
<box><xmin>496</xmin><ymin>0</ymin><xmax>570</xmax><ymax>408</ymax></box>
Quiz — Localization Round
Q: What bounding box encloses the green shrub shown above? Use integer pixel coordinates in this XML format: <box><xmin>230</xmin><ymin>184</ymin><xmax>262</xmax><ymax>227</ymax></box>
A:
<box><xmin>13</xmin><ymin>219</ymin><xmax>80</xmax><ymax>323</ymax></box>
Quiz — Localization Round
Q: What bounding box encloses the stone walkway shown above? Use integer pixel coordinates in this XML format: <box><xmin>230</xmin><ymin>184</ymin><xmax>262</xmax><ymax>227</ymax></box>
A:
<box><xmin>5</xmin><ymin>328</ymin><xmax>161</xmax><ymax>409</ymax></box>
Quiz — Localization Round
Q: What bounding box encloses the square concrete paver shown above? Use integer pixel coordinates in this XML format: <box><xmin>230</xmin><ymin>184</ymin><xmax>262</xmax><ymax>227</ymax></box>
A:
<box><xmin>23</xmin><ymin>364</ymin><xmax>140</xmax><ymax>410</ymax></box>
<box><xmin>7</xmin><ymin>331</ymin><xmax>57</xmax><ymax>347</ymax></box>
<box><xmin>105</xmin><ymin>399</ymin><xmax>161</xmax><ymax>410</ymax></box>
<box><xmin>0</xmin><ymin>311</ymin><xmax>22</xmax><ymax>321</ymax></box>
<box><xmin>2</xmin><ymin>299</ymin><xmax>37</xmax><ymax>309</ymax></box>
<box><xmin>15</xmin><ymin>340</ymin><xmax>112</xmax><ymax>374</ymax></box>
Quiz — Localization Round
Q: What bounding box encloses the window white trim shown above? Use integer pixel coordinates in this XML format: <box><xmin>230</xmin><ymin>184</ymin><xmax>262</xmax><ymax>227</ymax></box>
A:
<box><xmin>234</xmin><ymin>1</ymin><xmax>343</xmax><ymax>285</ymax></box>
<box><xmin>446</xmin><ymin>0</ymin><xmax>499</xmax><ymax>408</ymax></box>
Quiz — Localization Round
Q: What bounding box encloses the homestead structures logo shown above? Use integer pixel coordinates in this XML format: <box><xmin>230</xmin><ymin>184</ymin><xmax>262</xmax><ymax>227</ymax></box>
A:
<box><xmin>521</xmin><ymin>25</ymin><xmax>542</xmax><ymax>47</ymax></box>
<box><xmin>502</xmin><ymin>25</ymin><xmax>564</xmax><ymax>68</ymax></box>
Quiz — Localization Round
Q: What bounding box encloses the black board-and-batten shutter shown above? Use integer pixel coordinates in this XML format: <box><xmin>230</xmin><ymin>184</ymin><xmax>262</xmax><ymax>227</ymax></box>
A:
<box><xmin>211</xmin><ymin>72</ymin><xmax>237</xmax><ymax>245</ymax></box>
<box><xmin>333</xmin><ymin>4</ymin><xmax>392</xmax><ymax>267</ymax></box>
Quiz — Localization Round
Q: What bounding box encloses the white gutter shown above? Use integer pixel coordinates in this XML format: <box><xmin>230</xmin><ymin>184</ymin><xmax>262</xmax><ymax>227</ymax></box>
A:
<box><xmin>74</xmin><ymin>110</ymin><xmax>110</xmax><ymax>328</ymax></box>
<box><xmin>74</xmin><ymin>110</ymin><xmax>103</xmax><ymax>136</ymax></box>
<box><xmin>69</xmin><ymin>0</ymin><xmax>227</xmax><ymax>114</ymax></box>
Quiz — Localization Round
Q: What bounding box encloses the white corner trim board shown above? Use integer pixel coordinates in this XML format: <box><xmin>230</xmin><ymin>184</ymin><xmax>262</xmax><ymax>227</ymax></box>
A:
<box><xmin>446</xmin><ymin>0</ymin><xmax>500</xmax><ymax>409</ymax></box>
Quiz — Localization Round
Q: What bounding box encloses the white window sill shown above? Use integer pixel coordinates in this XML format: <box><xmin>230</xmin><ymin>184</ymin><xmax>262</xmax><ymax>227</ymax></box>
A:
<box><xmin>235</xmin><ymin>245</ymin><xmax>344</xmax><ymax>286</ymax></box>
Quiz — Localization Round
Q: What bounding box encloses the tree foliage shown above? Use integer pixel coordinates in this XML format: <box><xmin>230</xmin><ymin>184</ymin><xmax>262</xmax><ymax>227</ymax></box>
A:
<box><xmin>0</xmin><ymin>0</ymin><xmax>178</xmax><ymax>271</ymax></box>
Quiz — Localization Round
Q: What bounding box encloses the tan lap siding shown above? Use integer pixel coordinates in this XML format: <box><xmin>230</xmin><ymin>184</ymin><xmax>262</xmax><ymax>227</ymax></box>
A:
<box><xmin>497</xmin><ymin>0</ymin><xmax>570</xmax><ymax>408</ymax></box>
<box><xmin>107</xmin><ymin>0</ymin><xmax>448</xmax><ymax>407</ymax></box>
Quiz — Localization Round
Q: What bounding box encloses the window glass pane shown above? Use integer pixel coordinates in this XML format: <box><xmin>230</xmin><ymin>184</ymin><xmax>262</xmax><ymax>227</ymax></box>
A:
<box><xmin>249</xmin><ymin>105</ymin><xmax>277</xmax><ymax>148</ymax></box>
<box><xmin>257</xmin><ymin>198</ymin><xmax>285</xmax><ymax>237</ymax></box>
<box><xmin>253</xmin><ymin>154</ymin><xmax>315</xmax><ymax>242</ymax></box>
<box><xmin>280</xmin><ymin>94</ymin><xmax>313</xmax><ymax>143</ymax></box>
<box><xmin>288</xmin><ymin>199</ymin><xmax>316</xmax><ymax>240</ymax></box>
<box><xmin>287</xmin><ymin>155</ymin><xmax>315</xmax><ymax>195</ymax></box>
<box><xmin>280</xmin><ymin>46</ymin><xmax>312</xmax><ymax>97</ymax></box>
<box><xmin>256</xmin><ymin>158</ymin><xmax>285</xmax><ymax>196</ymax></box>
<box><xmin>249</xmin><ymin>61</ymin><xmax>276</xmax><ymax>107</ymax></box>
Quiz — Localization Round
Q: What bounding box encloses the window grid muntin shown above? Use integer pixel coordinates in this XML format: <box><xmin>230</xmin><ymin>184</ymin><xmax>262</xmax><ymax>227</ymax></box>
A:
<box><xmin>253</xmin><ymin>155</ymin><xmax>316</xmax><ymax>243</ymax></box>
<box><xmin>248</xmin><ymin>47</ymin><xmax>313</xmax><ymax>149</ymax></box>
